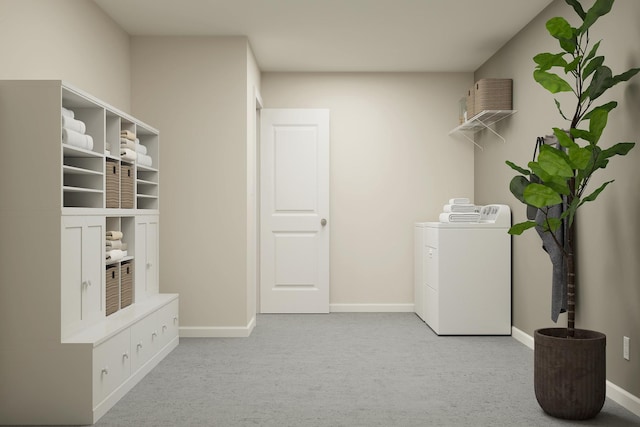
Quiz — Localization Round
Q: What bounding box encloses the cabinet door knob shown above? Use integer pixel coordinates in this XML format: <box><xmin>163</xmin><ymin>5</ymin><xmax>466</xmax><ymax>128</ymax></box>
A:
<box><xmin>122</xmin><ymin>352</ymin><xmax>129</xmax><ymax>360</ymax></box>
<box><xmin>137</xmin><ymin>342</ymin><xmax>143</xmax><ymax>350</ymax></box>
<box><xmin>147</xmin><ymin>263</ymin><xmax>152</xmax><ymax>269</ymax></box>
<box><xmin>162</xmin><ymin>325</ymin><xmax>167</xmax><ymax>332</ymax></box>
<box><xmin>101</xmin><ymin>367</ymin><xmax>109</xmax><ymax>376</ymax></box>
<box><xmin>152</xmin><ymin>331</ymin><xmax>157</xmax><ymax>339</ymax></box>
<box><xmin>321</xmin><ymin>218</ymin><xmax>327</xmax><ymax>227</ymax></box>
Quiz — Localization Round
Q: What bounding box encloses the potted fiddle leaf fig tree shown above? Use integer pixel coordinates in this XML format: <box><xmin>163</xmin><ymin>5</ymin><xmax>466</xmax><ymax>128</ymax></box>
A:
<box><xmin>506</xmin><ymin>0</ymin><xmax>639</xmax><ymax>420</ymax></box>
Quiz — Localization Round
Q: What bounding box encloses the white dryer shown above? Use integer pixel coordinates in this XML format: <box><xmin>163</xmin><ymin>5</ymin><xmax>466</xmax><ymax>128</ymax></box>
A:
<box><xmin>414</xmin><ymin>204</ymin><xmax>511</xmax><ymax>335</ymax></box>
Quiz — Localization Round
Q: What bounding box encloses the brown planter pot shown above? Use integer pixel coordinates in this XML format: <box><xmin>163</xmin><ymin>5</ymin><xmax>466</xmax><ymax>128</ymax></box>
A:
<box><xmin>534</xmin><ymin>328</ymin><xmax>606</xmax><ymax>420</ymax></box>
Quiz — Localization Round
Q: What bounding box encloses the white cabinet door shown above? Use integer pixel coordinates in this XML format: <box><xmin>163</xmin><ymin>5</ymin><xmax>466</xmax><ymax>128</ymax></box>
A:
<box><xmin>61</xmin><ymin>216</ymin><xmax>104</xmax><ymax>337</ymax></box>
<box><xmin>135</xmin><ymin>215</ymin><xmax>159</xmax><ymax>301</ymax></box>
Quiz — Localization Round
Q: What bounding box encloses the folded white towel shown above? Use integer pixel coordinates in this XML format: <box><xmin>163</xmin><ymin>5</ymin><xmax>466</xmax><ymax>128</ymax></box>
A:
<box><xmin>106</xmin><ymin>249</ymin><xmax>124</xmax><ymax>262</ymax></box>
<box><xmin>62</xmin><ymin>128</ymin><xmax>94</xmax><ymax>150</ymax></box>
<box><xmin>120</xmin><ymin>130</ymin><xmax>136</xmax><ymax>140</ymax></box>
<box><xmin>448</xmin><ymin>198</ymin><xmax>471</xmax><ymax>205</ymax></box>
<box><xmin>121</xmin><ymin>148</ymin><xmax>137</xmax><ymax>162</ymax></box>
<box><xmin>61</xmin><ymin>107</ymin><xmax>75</xmax><ymax>118</ymax></box>
<box><xmin>61</xmin><ymin>115</ymin><xmax>86</xmax><ymax>134</ymax></box>
<box><xmin>137</xmin><ymin>144</ymin><xmax>147</xmax><ymax>155</ymax></box>
<box><xmin>137</xmin><ymin>153</ymin><xmax>153</xmax><ymax>167</ymax></box>
<box><xmin>106</xmin><ymin>239</ymin><xmax>122</xmax><ymax>249</ymax></box>
<box><xmin>106</xmin><ymin>230</ymin><xmax>123</xmax><ymax>240</ymax></box>
<box><xmin>443</xmin><ymin>204</ymin><xmax>477</xmax><ymax>213</ymax></box>
<box><xmin>120</xmin><ymin>140</ymin><xmax>148</xmax><ymax>155</ymax></box>
<box><xmin>439</xmin><ymin>212</ymin><xmax>481</xmax><ymax>223</ymax></box>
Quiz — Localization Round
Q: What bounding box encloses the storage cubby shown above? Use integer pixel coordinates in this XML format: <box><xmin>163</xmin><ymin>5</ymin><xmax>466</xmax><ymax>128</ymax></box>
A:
<box><xmin>105</xmin><ymin>112</ymin><xmax>121</xmax><ymax>157</ymax></box>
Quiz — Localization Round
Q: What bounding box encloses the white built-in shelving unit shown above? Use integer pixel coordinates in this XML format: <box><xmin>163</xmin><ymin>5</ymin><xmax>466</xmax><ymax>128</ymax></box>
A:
<box><xmin>0</xmin><ymin>80</ymin><xmax>178</xmax><ymax>425</ymax></box>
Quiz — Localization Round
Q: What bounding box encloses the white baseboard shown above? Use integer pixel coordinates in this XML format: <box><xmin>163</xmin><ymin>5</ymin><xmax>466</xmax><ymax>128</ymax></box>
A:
<box><xmin>179</xmin><ymin>316</ymin><xmax>256</xmax><ymax>338</ymax></box>
<box><xmin>511</xmin><ymin>326</ymin><xmax>534</xmax><ymax>349</ymax></box>
<box><xmin>329</xmin><ymin>303</ymin><xmax>414</xmax><ymax>312</ymax></box>
<box><xmin>511</xmin><ymin>326</ymin><xmax>640</xmax><ymax>418</ymax></box>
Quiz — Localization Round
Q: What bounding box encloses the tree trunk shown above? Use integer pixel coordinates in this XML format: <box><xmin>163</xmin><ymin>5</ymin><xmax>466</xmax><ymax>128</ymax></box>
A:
<box><xmin>566</xmin><ymin>213</ymin><xmax>576</xmax><ymax>338</ymax></box>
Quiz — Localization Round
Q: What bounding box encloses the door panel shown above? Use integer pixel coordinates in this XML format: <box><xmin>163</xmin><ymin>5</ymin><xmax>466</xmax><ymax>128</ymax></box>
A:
<box><xmin>260</xmin><ymin>109</ymin><xmax>330</xmax><ymax>313</ymax></box>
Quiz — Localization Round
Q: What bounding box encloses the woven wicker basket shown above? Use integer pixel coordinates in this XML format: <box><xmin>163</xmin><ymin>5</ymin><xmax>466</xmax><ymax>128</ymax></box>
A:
<box><xmin>120</xmin><ymin>261</ymin><xmax>133</xmax><ymax>308</ymax></box>
<box><xmin>106</xmin><ymin>159</ymin><xmax>120</xmax><ymax>209</ymax></box>
<box><xmin>121</xmin><ymin>163</ymin><xmax>134</xmax><ymax>209</ymax></box>
<box><xmin>465</xmin><ymin>86</ymin><xmax>475</xmax><ymax>121</ymax></box>
<box><xmin>106</xmin><ymin>265</ymin><xmax>120</xmax><ymax>316</ymax></box>
<box><xmin>473</xmin><ymin>78</ymin><xmax>512</xmax><ymax>113</ymax></box>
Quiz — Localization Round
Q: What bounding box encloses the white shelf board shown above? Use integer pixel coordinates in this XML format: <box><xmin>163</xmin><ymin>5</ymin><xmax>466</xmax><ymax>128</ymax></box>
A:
<box><xmin>63</xmin><ymin>185</ymin><xmax>103</xmax><ymax>193</ymax></box>
<box><xmin>448</xmin><ymin>110</ymin><xmax>517</xmax><ymax>149</ymax></box>
<box><xmin>63</xmin><ymin>165</ymin><xmax>102</xmax><ymax>176</ymax></box>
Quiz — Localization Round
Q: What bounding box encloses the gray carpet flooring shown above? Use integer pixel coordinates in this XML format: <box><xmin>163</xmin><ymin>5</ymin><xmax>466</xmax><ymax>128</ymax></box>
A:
<box><xmin>94</xmin><ymin>313</ymin><xmax>640</xmax><ymax>426</ymax></box>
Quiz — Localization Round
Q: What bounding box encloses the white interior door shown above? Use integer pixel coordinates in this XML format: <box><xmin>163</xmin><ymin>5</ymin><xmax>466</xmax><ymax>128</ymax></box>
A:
<box><xmin>260</xmin><ymin>108</ymin><xmax>330</xmax><ymax>313</ymax></box>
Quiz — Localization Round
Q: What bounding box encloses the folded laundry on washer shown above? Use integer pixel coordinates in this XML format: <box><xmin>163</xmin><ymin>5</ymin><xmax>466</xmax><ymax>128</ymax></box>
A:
<box><xmin>448</xmin><ymin>197</ymin><xmax>470</xmax><ymax>205</ymax></box>
<box><xmin>439</xmin><ymin>212</ymin><xmax>481</xmax><ymax>223</ymax></box>
<box><xmin>443</xmin><ymin>204</ymin><xmax>477</xmax><ymax>213</ymax></box>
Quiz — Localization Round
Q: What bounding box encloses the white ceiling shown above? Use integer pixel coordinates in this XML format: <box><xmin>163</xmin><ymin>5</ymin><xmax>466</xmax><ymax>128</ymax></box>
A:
<box><xmin>93</xmin><ymin>0</ymin><xmax>553</xmax><ymax>72</ymax></box>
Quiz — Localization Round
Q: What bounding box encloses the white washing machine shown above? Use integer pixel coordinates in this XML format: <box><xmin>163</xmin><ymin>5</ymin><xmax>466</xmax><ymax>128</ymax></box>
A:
<box><xmin>414</xmin><ymin>204</ymin><xmax>511</xmax><ymax>335</ymax></box>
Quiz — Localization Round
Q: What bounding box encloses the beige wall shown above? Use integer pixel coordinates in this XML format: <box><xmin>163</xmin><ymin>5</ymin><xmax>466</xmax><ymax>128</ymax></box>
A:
<box><xmin>246</xmin><ymin>44</ymin><xmax>261</xmax><ymax>325</ymax></box>
<box><xmin>0</xmin><ymin>0</ymin><xmax>131</xmax><ymax>110</ymax></box>
<box><xmin>261</xmin><ymin>73</ymin><xmax>474</xmax><ymax>307</ymax></box>
<box><xmin>130</xmin><ymin>37</ymin><xmax>252</xmax><ymax>331</ymax></box>
<box><xmin>474</xmin><ymin>0</ymin><xmax>640</xmax><ymax>397</ymax></box>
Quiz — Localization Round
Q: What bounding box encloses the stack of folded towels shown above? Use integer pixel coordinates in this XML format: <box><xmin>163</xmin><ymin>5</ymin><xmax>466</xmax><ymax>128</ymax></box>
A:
<box><xmin>105</xmin><ymin>230</ymin><xmax>128</xmax><ymax>262</ymax></box>
<box><xmin>438</xmin><ymin>198</ymin><xmax>481</xmax><ymax>223</ymax></box>
<box><xmin>120</xmin><ymin>130</ymin><xmax>152</xmax><ymax>167</ymax></box>
<box><xmin>61</xmin><ymin>107</ymin><xmax>93</xmax><ymax>150</ymax></box>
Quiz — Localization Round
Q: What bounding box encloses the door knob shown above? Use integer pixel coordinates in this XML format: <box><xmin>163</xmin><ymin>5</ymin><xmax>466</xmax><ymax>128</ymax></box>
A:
<box><xmin>321</xmin><ymin>218</ymin><xmax>327</xmax><ymax>227</ymax></box>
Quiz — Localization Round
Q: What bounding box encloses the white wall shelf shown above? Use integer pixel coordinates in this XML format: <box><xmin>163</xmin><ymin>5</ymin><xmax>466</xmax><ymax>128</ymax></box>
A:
<box><xmin>449</xmin><ymin>110</ymin><xmax>517</xmax><ymax>149</ymax></box>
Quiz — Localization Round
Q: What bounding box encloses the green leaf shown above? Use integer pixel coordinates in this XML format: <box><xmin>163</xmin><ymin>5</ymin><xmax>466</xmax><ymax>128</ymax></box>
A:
<box><xmin>547</xmin><ymin>17</ymin><xmax>574</xmax><ymax>40</ymax></box>
<box><xmin>600</xmin><ymin>142</ymin><xmax>635</xmax><ymax>160</ymax></box>
<box><xmin>568</xmin><ymin>145</ymin><xmax>592</xmax><ymax>169</ymax></box>
<box><xmin>560</xmin><ymin>37</ymin><xmax>577</xmax><ymax>53</ymax></box>
<box><xmin>588</xmin><ymin>65</ymin><xmax>613</xmax><ymax>100</ymax></box>
<box><xmin>583</xmin><ymin>40</ymin><xmax>601</xmax><ymax>63</ymax></box>
<box><xmin>508</xmin><ymin>221</ymin><xmax>537</xmax><ymax>235</ymax></box>
<box><xmin>524</xmin><ymin>183</ymin><xmax>563</xmax><ymax>208</ymax></box>
<box><xmin>588</xmin><ymin>108</ymin><xmax>608</xmax><ymax>144</ymax></box>
<box><xmin>553</xmin><ymin>127</ymin><xmax>576</xmax><ymax>149</ymax></box>
<box><xmin>505</xmin><ymin>160</ymin><xmax>531</xmax><ymax>175</ymax></box>
<box><xmin>582</xmin><ymin>56</ymin><xmax>604</xmax><ymax>80</ymax></box>
<box><xmin>581</xmin><ymin>0</ymin><xmax>614</xmax><ymax>32</ymax></box>
<box><xmin>565</xmin><ymin>56</ymin><xmax>581</xmax><ymax>73</ymax></box>
<box><xmin>538</xmin><ymin>144</ymin><xmax>574</xmax><ymax>177</ymax></box>
<box><xmin>509</xmin><ymin>175</ymin><xmax>530</xmax><ymax>204</ymax></box>
<box><xmin>565</xmin><ymin>0</ymin><xmax>586</xmax><ymax>19</ymax></box>
<box><xmin>534</xmin><ymin>70</ymin><xmax>573</xmax><ymax>94</ymax></box>
<box><xmin>570</xmin><ymin>127</ymin><xmax>594</xmax><ymax>144</ymax></box>
<box><xmin>554</xmin><ymin>99</ymin><xmax>569</xmax><ymax>120</ymax></box>
<box><xmin>612</xmin><ymin>68</ymin><xmax>640</xmax><ymax>85</ymax></box>
<box><xmin>579</xmin><ymin>180</ymin><xmax>614</xmax><ymax>207</ymax></box>
<box><xmin>534</xmin><ymin>53</ymin><xmax>568</xmax><ymax>71</ymax></box>
<box><xmin>583</xmin><ymin>101</ymin><xmax>617</xmax><ymax>120</ymax></box>
<box><xmin>541</xmin><ymin>217</ymin><xmax>563</xmax><ymax>233</ymax></box>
